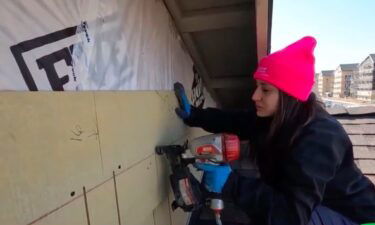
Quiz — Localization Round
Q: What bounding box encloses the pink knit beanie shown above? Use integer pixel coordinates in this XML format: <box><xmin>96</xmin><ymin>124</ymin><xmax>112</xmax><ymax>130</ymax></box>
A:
<box><xmin>253</xmin><ymin>36</ymin><xmax>317</xmax><ymax>102</ymax></box>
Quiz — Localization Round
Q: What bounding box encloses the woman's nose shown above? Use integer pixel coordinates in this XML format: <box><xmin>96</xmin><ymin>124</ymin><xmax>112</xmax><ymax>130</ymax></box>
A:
<box><xmin>252</xmin><ymin>87</ymin><xmax>261</xmax><ymax>102</ymax></box>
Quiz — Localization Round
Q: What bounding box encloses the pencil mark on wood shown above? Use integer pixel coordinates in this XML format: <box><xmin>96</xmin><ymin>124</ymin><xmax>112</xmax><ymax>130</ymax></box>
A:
<box><xmin>71</xmin><ymin>125</ymin><xmax>84</xmax><ymax>136</ymax></box>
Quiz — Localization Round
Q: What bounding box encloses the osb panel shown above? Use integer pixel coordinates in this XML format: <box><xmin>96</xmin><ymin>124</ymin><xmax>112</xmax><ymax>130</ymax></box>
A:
<box><xmin>155</xmin><ymin>154</ymin><xmax>171</xmax><ymax>203</ymax></box>
<box><xmin>134</xmin><ymin>212</ymin><xmax>156</xmax><ymax>225</ymax></box>
<box><xmin>86</xmin><ymin>178</ymin><xmax>118</xmax><ymax>225</ymax></box>
<box><xmin>168</xmin><ymin>189</ymin><xmax>189</xmax><ymax>225</ymax></box>
<box><xmin>0</xmin><ymin>90</ymin><xmax>214</xmax><ymax>225</ymax></box>
<box><xmin>94</xmin><ymin>91</ymin><xmax>187</xmax><ymax>177</ymax></box>
<box><xmin>0</xmin><ymin>92</ymin><xmax>103</xmax><ymax>225</ymax></box>
<box><xmin>32</xmin><ymin>197</ymin><xmax>87</xmax><ymax>225</ymax></box>
<box><xmin>116</xmin><ymin>156</ymin><xmax>161</xmax><ymax>225</ymax></box>
<box><xmin>154</xmin><ymin>198</ymin><xmax>172</xmax><ymax>225</ymax></box>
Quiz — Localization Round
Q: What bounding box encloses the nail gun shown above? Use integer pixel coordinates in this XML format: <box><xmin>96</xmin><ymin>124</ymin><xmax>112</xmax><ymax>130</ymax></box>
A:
<box><xmin>155</xmin><ymin>133</ymin><xmax>240</xmax><ymax>225</ymax></box>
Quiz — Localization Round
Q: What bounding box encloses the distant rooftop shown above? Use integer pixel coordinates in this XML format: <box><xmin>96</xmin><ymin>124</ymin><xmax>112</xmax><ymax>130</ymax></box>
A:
<box><xmin>322</xmin><ymin>70</ymin><xmax>335</xmax><ymax>76</ymax></box>
<box><xmin>328</xmin><ymin>106</ymin><xmax>375</xmax><ymax>184</ymax></box>
<box><xmin>339</xmin><ymin>63</ymin><xmax>358</xmax><ymax>71</ymax></box>
<box><xmin>321</xmin><ymin>70</ymin><xmax>335</xmax><ymax>76</ymax></box>
<box><xmin>359</xmin><ymin>54</ymin><xmax>375</xmax><ymax>66</ymax></box>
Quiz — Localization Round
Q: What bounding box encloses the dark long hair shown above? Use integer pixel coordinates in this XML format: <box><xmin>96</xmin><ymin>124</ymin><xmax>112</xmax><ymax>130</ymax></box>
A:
<box><xmin>253</xmin><ymin>92</ymin><xmax>327</xmax><ymax>183</ymax></box>
<box><xmin>268</xmin><ymin>91</ymin><xmax>326</xmax><ymax>147</ymax></box>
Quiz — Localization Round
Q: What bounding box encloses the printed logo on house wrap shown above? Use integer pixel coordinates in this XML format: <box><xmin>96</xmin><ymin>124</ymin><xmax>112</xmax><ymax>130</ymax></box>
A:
<box><xmin>10</xmin><ymin>21</ymin><xmax>90</xmax><ymax>91</ymax></box>
<box><xmin>191</xmin><ymin>65</ymin><xmax>205</xmax><ymax>108</ymax></box>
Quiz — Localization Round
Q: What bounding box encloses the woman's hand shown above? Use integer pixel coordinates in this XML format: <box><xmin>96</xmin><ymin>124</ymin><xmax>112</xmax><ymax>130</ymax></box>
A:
<box><xmin>174</xmin><ymin>82</ymin><xmax>191</xmax><ymax>119</ymax></box>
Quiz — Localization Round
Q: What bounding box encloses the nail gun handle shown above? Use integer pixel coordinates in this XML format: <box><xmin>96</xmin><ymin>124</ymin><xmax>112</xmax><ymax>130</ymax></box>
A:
<box><xmin>169</xmin><ymin>167</ymin><xmax>203</xmax><ymax>212</ymax></box>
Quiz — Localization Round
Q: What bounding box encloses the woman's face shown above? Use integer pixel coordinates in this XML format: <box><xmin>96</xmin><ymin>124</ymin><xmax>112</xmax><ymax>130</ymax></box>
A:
<box><xmin>252</xmin><ymin>80</ymin><xmax>279</xmax><ymax>117</ymax></box>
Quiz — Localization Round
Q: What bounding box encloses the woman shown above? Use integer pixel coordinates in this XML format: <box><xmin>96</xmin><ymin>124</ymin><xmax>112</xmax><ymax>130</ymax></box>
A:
<box><xmin>174</xmin><ymin>37</ymin><xmax>375</xmax><ymax>225</ymax></box>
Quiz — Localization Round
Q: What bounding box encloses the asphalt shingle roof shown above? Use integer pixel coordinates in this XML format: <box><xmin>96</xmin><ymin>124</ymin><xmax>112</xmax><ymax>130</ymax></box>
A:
<box><xmin>328</xmin><ymin>106</ymin><xmax>375</xmax><ymax>184</ymax></box>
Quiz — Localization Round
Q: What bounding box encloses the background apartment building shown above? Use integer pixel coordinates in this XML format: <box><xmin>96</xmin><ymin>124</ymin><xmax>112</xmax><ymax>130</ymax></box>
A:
<box><xmin>356</xmin><ymin>54</ymin><xmax>375</xmax><ymax>102</ymax></box>
<box><xmin>333</xmin><ymin>64</ymin><xmax>358</xmax><ymax>98</ymax></box>
<box><xmin>318</xmin><ymin>70</ymin><xmax>335</xmax><ymax>97</ymax></box>
<box><xmin>313</xmin><ymin>73</ymin><xmax>320</xmax><ymax>96</ymax></box>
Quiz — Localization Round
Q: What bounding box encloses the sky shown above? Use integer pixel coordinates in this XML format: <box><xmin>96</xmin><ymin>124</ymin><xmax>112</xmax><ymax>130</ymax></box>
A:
<box><xmin>271</xmin><ymin>0</ymin><xmax>375</xmax><ymax>72</ymax></box>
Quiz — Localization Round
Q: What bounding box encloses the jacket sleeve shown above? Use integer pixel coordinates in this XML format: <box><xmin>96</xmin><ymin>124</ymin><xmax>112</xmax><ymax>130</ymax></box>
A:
<box><xmin>183</xmin><ymin>106</ymin><xmax>257</xmax><ymax>140</ymax></box>
<box><xmin>222</xmin><ymin>119</ymin><xmax>349</xmax><ymax>225</ymax></box>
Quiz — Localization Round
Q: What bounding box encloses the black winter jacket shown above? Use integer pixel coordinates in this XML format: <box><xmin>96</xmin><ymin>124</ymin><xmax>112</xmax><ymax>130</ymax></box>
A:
<box><xmin>185</xmin><ymin>106</ymin><xmax>375</xmax><ymax>225</ymax></box>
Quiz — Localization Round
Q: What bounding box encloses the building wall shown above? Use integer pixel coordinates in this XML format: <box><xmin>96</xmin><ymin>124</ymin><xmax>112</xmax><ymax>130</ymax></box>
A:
<box><xmin>333</xmin><ymin>68</ymin><xmax>342</xmax><ymax>98</ymax></box>
<box><xmin>0</xmin><ymin>0</ymin><xmax>218</xmax><ymax>224</ymax></box>
<box><xmin>313</xmin><ymin>73</ymin><xmax>320</xmax><ymax>96</ymax></box>
<box><xmin>322</xmin><ymin>75</ymin><xmax>334</xmax><ymax>97</ymax></box>
<box><xmin>318</xmin><ymin>73</ymin><xmax>323</xmax><ymax>96</ymax></box>
<box><xmin>343</xmin><ymin>74</ymin><xmax>351</xmax><ymax>97</ymax></box>
<box><xmin>333</xmin><ymin>68</ymin><xmax>356</xmax><ymax>98</ymax></box>
<box><xmin>349</xmin><ymin>69</ymin><xmax>359</xmax><ymax>98</ymax></box>
<box><xmin>357</xmin><ymin>57</ymin><xmax>375</xmax><ymax>102</ymax></box>
<box><xmin>318</xmin><ymin>72</ymin><xmax>334</xmax><ymax>97</ymax></box>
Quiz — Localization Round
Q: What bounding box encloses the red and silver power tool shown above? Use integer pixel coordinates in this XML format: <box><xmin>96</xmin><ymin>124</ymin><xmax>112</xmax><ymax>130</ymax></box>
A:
<box><xmin>156</xmin><ymin>133</ymin><xmax>240</xmax><ymax>225</ymax></box>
